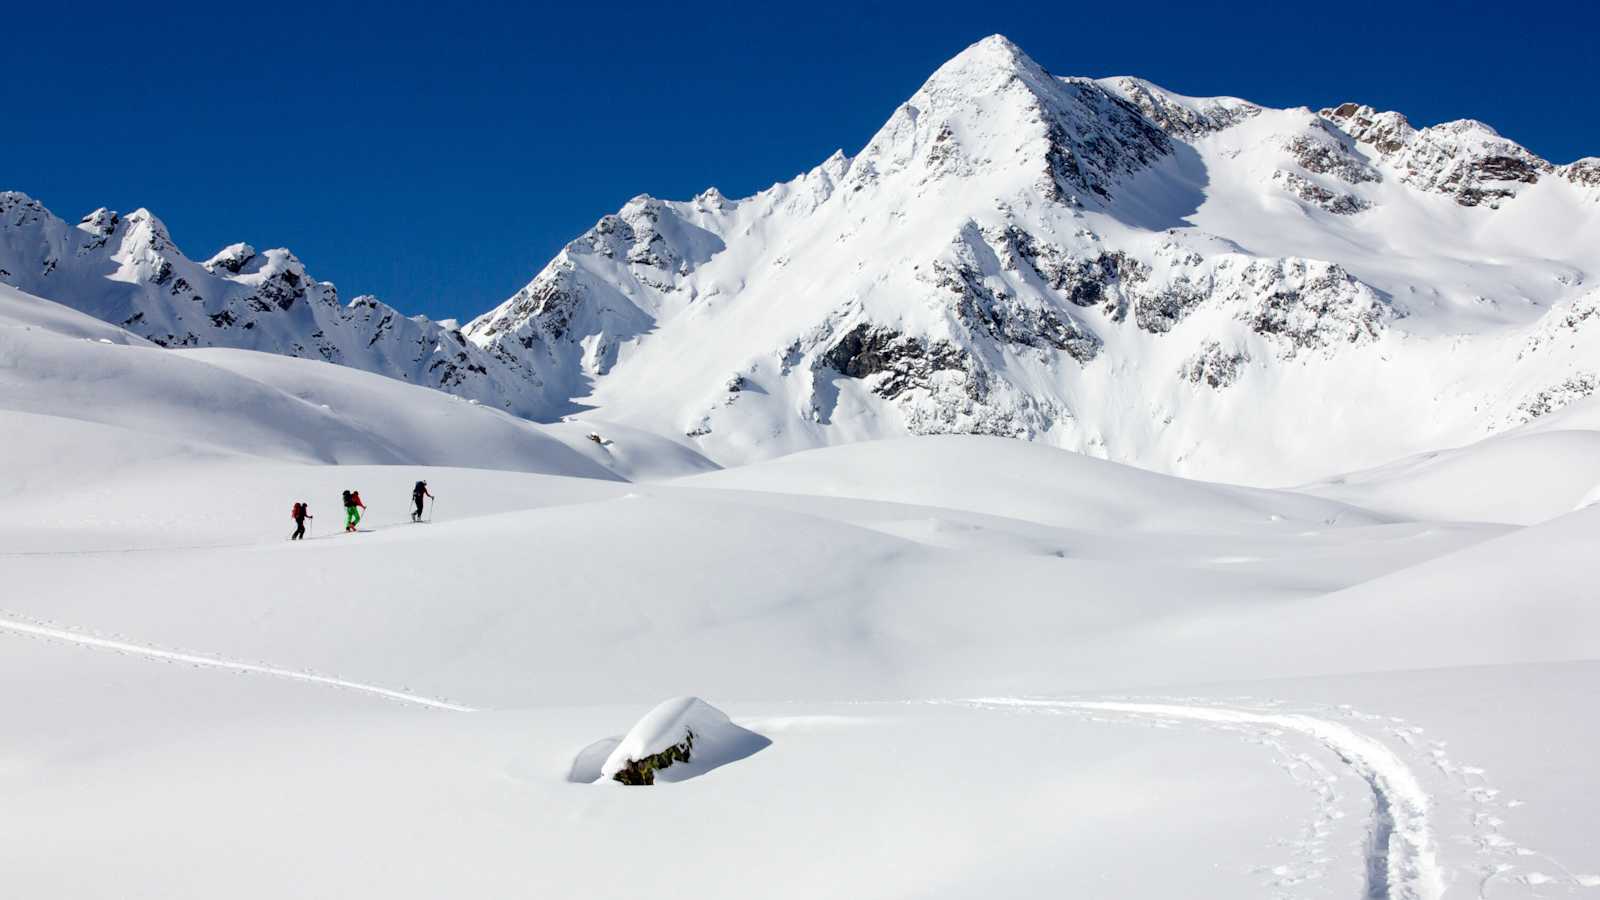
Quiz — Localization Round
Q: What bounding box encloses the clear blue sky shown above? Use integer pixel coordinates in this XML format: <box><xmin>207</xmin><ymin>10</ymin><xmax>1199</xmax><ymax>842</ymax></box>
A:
<box><xmin>5</xmin><ymin>0</ymin><xmax>1595</xmax><ymax>322</ymax></box>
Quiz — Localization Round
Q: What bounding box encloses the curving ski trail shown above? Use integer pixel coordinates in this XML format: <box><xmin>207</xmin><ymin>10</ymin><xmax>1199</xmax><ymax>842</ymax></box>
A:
<box><xmin>0</xmin><ymin>610</ymin><xmax>478</xmax><ymax>712</ymax></box>
<box><xmin>970</xmin><ymin>698</ymin><xmax>1446</xmax><ymax>900</ymax></box>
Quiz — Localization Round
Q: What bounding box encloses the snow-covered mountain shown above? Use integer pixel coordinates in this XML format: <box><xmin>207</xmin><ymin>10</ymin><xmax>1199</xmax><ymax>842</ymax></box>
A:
<box><xmin>7</xmin><ymin>34</ymin><xmax>1598</xmax><ymax>484</ymax></box>
<box><xmin>465</xmin><ymin>35</ymin><xmax>1600</xmax><ymax>483</ymax></box>
<box><xmin>0</xmin><ymin>192</ymin><xmax>547</xmax><ymax>415</ymax></box>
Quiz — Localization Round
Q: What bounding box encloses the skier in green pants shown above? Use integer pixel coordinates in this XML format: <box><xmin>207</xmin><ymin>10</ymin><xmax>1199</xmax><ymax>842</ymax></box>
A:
<box><xmin>342</xmin><ymin>489</ymin><xmax>366</xmax><ymax>532</ymax></box>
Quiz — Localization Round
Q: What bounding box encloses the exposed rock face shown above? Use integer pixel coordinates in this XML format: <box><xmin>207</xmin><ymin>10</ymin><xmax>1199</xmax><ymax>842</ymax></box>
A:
<box><xmin>1273</xmin><ymin>170</ymin><xmax>1371</xmax><ymax>215</ymax></box>
<box><xmin>794</xmin><ymin>227</ymin><xmax>1392</xmax><ymax>442</ymax></box>
<box><xmin>984</xmin><ymin>236</ymin><xmax>1390</xmax><ymax>350</ymax></box>
<box><xmin>935</xmin><ymin>257</ymin><xmax>1102</xmax><ymax>362</ymax></box>
<box><xmin>1184</xmin><ymin>341</ymin><xmax>1250</xmax><ymax>388</ymax></box>
<box><xmin>1270</xmin><ymin>122</ymin><xmax>1381</xmax><ymax>213</ymax></box>
<box><xmin>1100</xmin><ymin>77</ymin><xmax>1260</xmax><ymax>139</ymax></box>
<box><xmin>1322</xmin><ymin>103</ymin><xmax>1414</xmax><ymax>154</ymax></box>
<box><xmin>1512</xmin><ymin>372</ymin><xmax>1598</xmax><ymax>425</ymax></box>
<box><xmin>1233</xmin><ymin>259</ymin><xmax>1390</xmax><ymax>351</ymax></box>
<box><xmin>1561</xmin><ymin>159</ymin><xmax>1600</xmax><ymax>192</ymax></box>
<box><xmin>988</xmin><ymin>224</ymin><xmax>1147</xmax><ymax>311</ymax></box>
<box><xmin>1522</xmin><ymin>291</ymin><xmax>1600</xmax><ymax>358</ymax></box>
<box><xmin>1281</xmin><ymin>127</ymin><xmax>1381</xmax><ymax>185</ymax></box>
<box><xmin>1037</xmin><ymin>81</ymin><xmax>1174</xmax><ymax>203</ymax></box>
<box><xmin>1321</xmin><ymin>103</ymin><xmax>1553</xmax><ymax>207</ymax></box>
<box><xmin>817</xmin><ymin>322</ymin><xmax>972</xmax><ymax>400</ymax></box>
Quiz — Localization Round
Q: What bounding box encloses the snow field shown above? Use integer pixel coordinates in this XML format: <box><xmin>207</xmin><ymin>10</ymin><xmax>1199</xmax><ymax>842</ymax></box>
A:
<box><xmin>4</xmin><ymin>282</ymin><xmax>1598</xmax><ymax>897</ymax></box>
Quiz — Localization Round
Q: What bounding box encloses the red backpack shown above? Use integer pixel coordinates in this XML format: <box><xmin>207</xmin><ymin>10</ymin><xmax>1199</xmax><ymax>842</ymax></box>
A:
<box><xmin>291</xmin><ymin>502</ymin><xmax>304</xmax><ymax>519</ymax></box>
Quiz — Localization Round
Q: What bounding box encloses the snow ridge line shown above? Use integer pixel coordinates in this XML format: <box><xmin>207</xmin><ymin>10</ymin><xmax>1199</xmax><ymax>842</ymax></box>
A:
<box><xmin>0</xmin><ymin>611</ymin><xmax>479</xmax><ymax>713</ymax></box>
<box><xmin>970</xmin><ymin>699</ymin><xmax>1446</xmax><ymax>900</ymax></box>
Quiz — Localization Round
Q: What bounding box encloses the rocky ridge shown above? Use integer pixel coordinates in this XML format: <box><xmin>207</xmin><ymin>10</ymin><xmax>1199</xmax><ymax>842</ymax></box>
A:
<box><xmin>0</xmin><ymin>191</ymin><xmax>535</xmax><ymax>413</ymax></box>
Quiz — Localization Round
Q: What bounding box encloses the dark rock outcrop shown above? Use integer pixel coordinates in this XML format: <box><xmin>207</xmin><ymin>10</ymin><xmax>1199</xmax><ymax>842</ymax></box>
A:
<box><xmin>612</xmin><ymin>731</ymin><xmax>695</xmax><ymax>786</ymax></box>
<box><xmin>818</xmin><ymin>322</ymin><xmax>972</xmax><ymax>400</ymax></box>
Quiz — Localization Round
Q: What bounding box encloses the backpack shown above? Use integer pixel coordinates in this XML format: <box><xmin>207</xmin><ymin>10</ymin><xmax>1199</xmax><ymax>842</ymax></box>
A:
<box><xmin>342</xmin><ymin>490</ymin><xmax>352</xmax><ymax>506</ymax></box>
<box><xmin>414</xmin><ymin>481</ymin><xmax>425</xmax><ymax>496</ymax></box>
<box><xmin>292</xmin><ymin>502</ymin><xmax>304</xmax><ymax>519</ymax></box>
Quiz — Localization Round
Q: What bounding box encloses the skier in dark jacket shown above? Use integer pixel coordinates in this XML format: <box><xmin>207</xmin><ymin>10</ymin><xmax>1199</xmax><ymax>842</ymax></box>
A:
<box><xmin>411</xmin><ymin>480</ymin><xmax>433</xmax><ymax>522</ymax></box>
<box><xmin>291</xmin><ymin>501</ymin><xmax>313</xmax><ymax>540</ymax></box>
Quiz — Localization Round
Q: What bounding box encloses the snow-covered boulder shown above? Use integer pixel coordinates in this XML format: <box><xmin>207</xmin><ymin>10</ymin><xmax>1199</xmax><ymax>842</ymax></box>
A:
<box><xmin>597</xmin><ymin>697</ymin><xmax>769</xmax><ymax>786</ymax></box>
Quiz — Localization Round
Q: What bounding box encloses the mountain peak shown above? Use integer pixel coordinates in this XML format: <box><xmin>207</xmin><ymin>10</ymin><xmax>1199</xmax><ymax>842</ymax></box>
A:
<box><xmin>1322</xmin><ymin>102</ymin><xmax>1416</xmax><ymax>153</ymax></box>
<box><xmin>695</xmin><ymin>186</ymin><xmax>730</xmax><ymax>208</ymax></box>
<box><xmin>121</xmin><ymin>209</ymin><xmax>175</xmax><ymax>255</ymax></box>
<box><xmin>948</xmin><ymin>34</ymin><xmax>1029</xmax><ymax>68</ymax></box>
<box><xmin>78</xmin><ymin>207</ymin><xmax>122</xmax><ymax>237</ymax></box>
<box><xmin>856</xmin><ymin>34</ymin><xmax>1169</xmax><ymax>206</ymax></box>
<box><xmin>1322</xmin><ymin>101</ymin><xmax>1552</xmax><ymax>206</ymax></box>
<box><xmin>205</xmin><ymin>242</ymin><xmax>259</xmax><ymax>275</ymax></box>
<box><xmin>0</xmin><ymin>189</ymin><xmax>40</xmax><ymax>207</ymax></box>
<box><xmin>922</xmin><ymin>34</ymin><xmax>1053</xmax><ymax>98</ymax></box>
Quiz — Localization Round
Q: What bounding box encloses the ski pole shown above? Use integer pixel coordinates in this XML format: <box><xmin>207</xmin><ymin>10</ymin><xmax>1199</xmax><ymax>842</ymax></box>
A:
<box><xmin>429</xmin><ymin>496</ymin><xmax>435</xmax><ymax>523</ymax></box>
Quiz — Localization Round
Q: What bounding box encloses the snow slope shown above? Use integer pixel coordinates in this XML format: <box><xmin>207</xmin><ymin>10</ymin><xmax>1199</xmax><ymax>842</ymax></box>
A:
<box><xmin>677</xmin><ymin>434</ymin><xmax>1385</xmax><ymax>531</ymax></box>
<box><xmin>3</xmin><ymin>419</ymin><xmax>1596</xmax><ymax>897</ymax></box>
<box><xmin>1301</xmin><ymin>395</ymin><xmax>1600</xmax><ymax>524</ymax></box>
<box><xmin>0</xmin><ymin>282</ymin><xmax>712</xmax><ymax>481</ymax></box>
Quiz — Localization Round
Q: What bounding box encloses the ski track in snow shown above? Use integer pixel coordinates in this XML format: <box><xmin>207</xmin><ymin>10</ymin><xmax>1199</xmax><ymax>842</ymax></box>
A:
<box><xmin>1348</xmin><ymin>705</ymin><xmax>1600</xmax><ymax>898</ymax></box>
<box><xmin>0</xmin><ymin>610</ymin><xmax>478</xmax><ymax>712</ymax></box>
<box><xmin>7</xmin><ymin>601</ymin><xmax>1593</xmax><ymax>898</ymax></box>
<box><xmin>964</xmin><ymin>698</ymin><xmax>1447</xmax><ymax>900</ymax></box>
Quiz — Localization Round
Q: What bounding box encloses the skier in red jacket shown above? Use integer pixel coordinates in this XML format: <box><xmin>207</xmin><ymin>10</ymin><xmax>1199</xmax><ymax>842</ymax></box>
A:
<box><xmin>342</xmin><ymin>490</ymin><xmax>366</xmax><ymax>532</ymax></box>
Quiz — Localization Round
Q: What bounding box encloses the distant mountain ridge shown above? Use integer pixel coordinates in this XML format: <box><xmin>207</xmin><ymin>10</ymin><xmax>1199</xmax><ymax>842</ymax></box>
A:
<box><xmin>5</xmin><ymin>35</ymin><xmax>1598</xmax><ymax>483</ymax></box>
<box><xmin>0</xmin><ymin>192</ymin><xmax>538</xmax><ymax>414</ymax></box>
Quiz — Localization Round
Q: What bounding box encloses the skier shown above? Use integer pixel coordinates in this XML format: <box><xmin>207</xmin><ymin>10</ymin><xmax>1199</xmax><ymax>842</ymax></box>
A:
<box><xmin>343</xmin><ymin>489</ymin><xmax>366</xmax><ymax>532</ymax></box>
<box><xmin>290</xmin><ymin>501</ymin><xmax>313</xmax><ymax>540</ymax></box>
<box><xmin>411</xmin><ymin>480</ymin><xmax>433</xmax><ymax>522</ymax></box>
